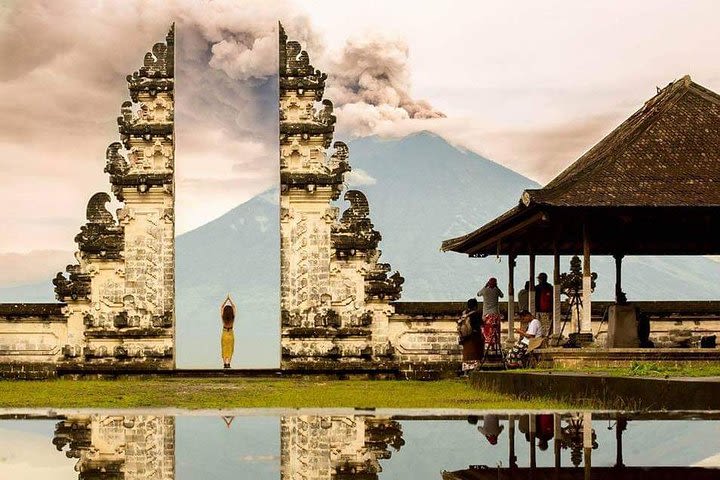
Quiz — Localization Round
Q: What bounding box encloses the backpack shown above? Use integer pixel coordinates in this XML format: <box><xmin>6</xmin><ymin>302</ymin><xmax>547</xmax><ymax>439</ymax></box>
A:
<box><xmin>458</xmin><ymin>315</ymin><xmax>473</xmax><ymax>339</ymax></box>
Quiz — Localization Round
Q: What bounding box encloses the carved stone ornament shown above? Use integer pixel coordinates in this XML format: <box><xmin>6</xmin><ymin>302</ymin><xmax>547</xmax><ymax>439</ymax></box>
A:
<box><xmin>74</xmin><ymin>192</ymin><xmax>124</xmax><ymax>259</ymax></box>
<box><xmin>332</xmin><ymin>190</ymin><xmax>382</xmax><ymax>254</ymax></box>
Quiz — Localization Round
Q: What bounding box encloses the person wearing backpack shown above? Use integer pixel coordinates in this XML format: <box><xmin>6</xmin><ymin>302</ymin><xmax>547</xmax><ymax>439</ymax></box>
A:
<box><xmin>535</xmin><ymin>273</ymin><xmax>554</xmax><ymax>335</ymax></box>
<box><xmin>458</xmin><ymin>298</ymin><xmax>484</xmax><ymax>373</ymax></box>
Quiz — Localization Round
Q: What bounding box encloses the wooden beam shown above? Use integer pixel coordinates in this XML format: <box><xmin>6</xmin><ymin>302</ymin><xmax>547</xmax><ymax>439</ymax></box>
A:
<box><xmin>465</xmin><ymin>212</ymin><xmax>546</xmax><ymax>256</ymax></box>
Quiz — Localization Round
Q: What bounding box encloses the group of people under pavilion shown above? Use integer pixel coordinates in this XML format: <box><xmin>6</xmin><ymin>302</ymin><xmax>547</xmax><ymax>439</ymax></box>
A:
<box><xmin>443</xmin><ymin>75</ymin><xmax>720</xmax><ymax>363</ymax></box>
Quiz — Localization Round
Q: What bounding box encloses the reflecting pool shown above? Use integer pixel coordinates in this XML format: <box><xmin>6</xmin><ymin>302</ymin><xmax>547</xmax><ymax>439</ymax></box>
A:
<box><xmin>1</xmin><ymin>411</ymin><xmax>719</xmax><ymax>479</ymax></box>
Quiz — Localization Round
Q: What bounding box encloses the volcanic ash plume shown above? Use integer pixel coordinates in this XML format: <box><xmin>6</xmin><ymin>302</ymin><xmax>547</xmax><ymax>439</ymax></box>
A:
<box><xmin>325</xmin><ymin>34</ymin><xmax>445</xmax><ymax>136</ymax></box>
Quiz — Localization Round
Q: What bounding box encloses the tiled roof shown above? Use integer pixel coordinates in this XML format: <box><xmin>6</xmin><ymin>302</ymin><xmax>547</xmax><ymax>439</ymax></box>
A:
<box><xmin>527</xmin><ymin>76</ymin><xmax>720</xmax><ymax>207</ymax></box>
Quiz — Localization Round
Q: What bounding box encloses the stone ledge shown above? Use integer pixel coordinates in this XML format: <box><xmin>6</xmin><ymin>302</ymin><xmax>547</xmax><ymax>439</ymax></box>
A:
<box><xmin>470</xmin><ymin>370</ymin><xmax>720</xmax><ymax>410</ymax></box>
<box><xmin>84</xmin><ymin>328</ymin><xmax>172</xmax><ymax>339</ymax></box>
<box><xmin>0</xmin><ymin>303</ymin><xmax>66</xmax><ymax>319</ymax></box>
<box><xmin>284</xmin><ymin>327</ymin><xmax>372</xmax><ymax>338</ymax></box>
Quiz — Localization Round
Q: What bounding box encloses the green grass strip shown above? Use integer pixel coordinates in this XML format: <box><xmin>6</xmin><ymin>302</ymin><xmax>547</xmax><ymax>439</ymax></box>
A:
<box><xmin>0</xmin><ymin>378</ymin><xmax>570</xmax><ymax>410</ymax></box>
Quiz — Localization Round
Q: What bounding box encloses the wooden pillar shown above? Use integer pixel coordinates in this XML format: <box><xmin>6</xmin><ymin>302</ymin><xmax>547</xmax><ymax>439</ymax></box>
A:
<box><xmin>553</xmin><ymin>252</ymin><xmax>561</xmax><ymax>335</ymax></box>
<box><xmin>614</xmin><ymin>254</ymin><xmax>624</xmax><ymax>303</ymax></box>
<box><xmin>509</xmin><ymin>415</ymin><xmax>517</xmax><ymax>468</ymax></box>
<box><xmin>554</xmin><ymin>414</ymin><xmax>563</xmax><ymax>471</ymax></box>
<box><xmin>583</xmin><ymin>412</ymin><xmax>593</xmax><ymax>480</ymax></box>
<box><xmin>581</xmin><ymin>224</ymin><xmax>592</xmax><ymax>333</ymax></box>
<box><xmin>529</xmin><ymin>254</ymin><xmax>536</xmax><ymax>315</ymax></box>
<box><xmin>508</xmin><ymin>255</ymin><xmax>516</xmax><ymax>341</ymax></box>
<box><xmin>615</xmin><ymin>415</ymin><xmax>625</xmax><ymax>468</ymax></box>
<box><xmin>529</xmin><ymin>413</ymin><xmax>537</xmax><ymax>469</ymax></box>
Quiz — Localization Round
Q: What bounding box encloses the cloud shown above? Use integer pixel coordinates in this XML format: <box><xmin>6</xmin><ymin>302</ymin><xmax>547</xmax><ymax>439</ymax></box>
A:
<box><xmin>345</xmin><ymin>168</ymin><xmax>377</xmax><ymax>186</ymax></box>
<box><xmin>0</xmin><ymin>427</ymin><xmax>76</xmax><ymax>480</ymax></box>
<box><xmin>0</xmin><ymin>250</ymin><xmax>75</xmax><ymax>287</ymax></box>
<box><xmin>0</xmin><ymin>0</ymin><xmax>442</xmax><ymax>254</ymax></box>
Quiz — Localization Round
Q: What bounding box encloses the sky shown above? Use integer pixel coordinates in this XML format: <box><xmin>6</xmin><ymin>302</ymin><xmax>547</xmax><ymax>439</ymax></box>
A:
<box><xmin>1</xmin><ymin>0</ymin><xmax>720</xmax><ymax>286</ymax></box>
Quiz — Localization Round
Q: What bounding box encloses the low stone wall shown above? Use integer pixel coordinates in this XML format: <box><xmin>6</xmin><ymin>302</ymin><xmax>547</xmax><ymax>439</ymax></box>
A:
<box><xmin>389</xmin><ymin>302</ymin><xmax>463</xmax><ymax>379</ymax></box>
<box><xmin>0</xmin><ymin>304</ymin><xmax>67</xmax><ymax>367</ymax></box>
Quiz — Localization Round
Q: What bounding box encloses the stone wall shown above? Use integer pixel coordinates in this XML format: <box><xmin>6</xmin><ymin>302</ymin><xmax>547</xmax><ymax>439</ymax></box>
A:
<box><xmin>279</xmin><ymin>24</ymin><xmax>402</xmax><ymax>369</ymax></box>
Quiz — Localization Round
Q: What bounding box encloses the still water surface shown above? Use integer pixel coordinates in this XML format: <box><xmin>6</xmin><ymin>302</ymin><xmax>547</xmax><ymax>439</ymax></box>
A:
<box><xmin>1</xmin><ymin>411</ymin><xmax>718</xmax><ymax>479</ymax></box>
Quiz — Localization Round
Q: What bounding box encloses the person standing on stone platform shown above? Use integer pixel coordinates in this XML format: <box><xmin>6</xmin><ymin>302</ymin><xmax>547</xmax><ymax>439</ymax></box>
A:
<box><xmin>518</xmin><ymin>281</ymin><xmax>530</xmax><ymax>312</ymax></box>
<box><xmin>220</xmin><ymin>295</ymin><xmax>236</xmax><ymax>369</ymax></box>
<box><xmin>535</xmin><ymin>273</ymin><xmax>554</xmax><ymax>335</ymax></box>
<box><xmin>477</xmin><ymin>277</ymin><xmax>504</xmax><ymax>316</ymax></box>
<box><xmin>458</xmin><ymin>298</ymin><xmax>484</xmax><ymax>372</ymax></box>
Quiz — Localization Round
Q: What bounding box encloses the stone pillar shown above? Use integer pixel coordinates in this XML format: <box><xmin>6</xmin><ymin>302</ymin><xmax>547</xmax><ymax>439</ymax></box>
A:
<box><xmin>553</xmin><ymin>252</ymin><xmax>562</xmax><ymax>336</ymax></box>
<box><xmin>507</xmin><ymin>255</ymin><xmax>516</xmax><ymax>341</ymax></box>
<box><xmin>581</xmin><ymin>225</ymin><xmax>592</xmax><ymax>333</ymax></box>
<box><xmin>528</xmin><ymin>254</ymin><xmax>536</xmax><ymax>315</ymax></box>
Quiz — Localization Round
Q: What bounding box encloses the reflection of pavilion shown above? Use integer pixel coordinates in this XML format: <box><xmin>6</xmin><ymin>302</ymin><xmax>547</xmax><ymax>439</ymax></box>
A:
<box><xmin>280</xmin><ymin>415</ymin><xmax>404</xmax><ymax>480</ymax></box>
<box><xmin>445</xmin><ymin>413</ymin><xmax>720</xmax><ymax>480</ymax></box>
<box><xmin>53</xmin><ymin>415</ymin><xmax>175</xmax><ymax>480</ymax></box>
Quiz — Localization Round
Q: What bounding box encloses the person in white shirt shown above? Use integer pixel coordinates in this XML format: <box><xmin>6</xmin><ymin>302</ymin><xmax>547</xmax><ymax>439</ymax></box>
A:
<box><xmin>506</xmin><ymin>310</ymin><xmax>543</xmax><ymax>368</ymax></box>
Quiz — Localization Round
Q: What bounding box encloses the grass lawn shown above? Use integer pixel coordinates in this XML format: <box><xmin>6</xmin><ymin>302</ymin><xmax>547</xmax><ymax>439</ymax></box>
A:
<box><xmin>0</xmin><ymin>378</ymin><xmax>570</xmax><ymax>410</ymax></box>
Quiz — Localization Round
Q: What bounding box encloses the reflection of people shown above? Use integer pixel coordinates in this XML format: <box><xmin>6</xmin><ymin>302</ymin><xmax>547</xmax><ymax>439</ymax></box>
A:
<box><xmin>459</xmin><ymin>298</ymin><xmax>484</xmax><ymax>372</ymax></box>
<box><xmin>535</xmin><ymin>414</ymin><xmax>554</xmax><ymax>451</ymax></box>
<box><xmin>220</xmin><ymin>295</ymin><xmax>236</xmax><ymax>369</ymax></box>
<box><xmin>535</xmin><ymin>273</ymin><xmax>553</xmax><ymax>335</ymax></box>
<box><xmin>477</xmin><ymin>277</ymin><xmax>504</xmax><ymax>316</ymax></box>
<box><xmin>506</xmin><ymin>311</ymin><xmax>542</xmax><ymax>368</ymax></box>
<box><xmin>477</xmin><ymin>414</ymin><xmax>505</xmax><ymax>445</ymax></box>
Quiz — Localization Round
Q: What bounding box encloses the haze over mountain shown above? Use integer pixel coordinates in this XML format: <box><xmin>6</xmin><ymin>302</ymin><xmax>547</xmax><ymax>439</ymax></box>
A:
<box><xmin>2</xmin><ymin>132</ymin><xmax>718</xmax><ymax>367</ymax></box>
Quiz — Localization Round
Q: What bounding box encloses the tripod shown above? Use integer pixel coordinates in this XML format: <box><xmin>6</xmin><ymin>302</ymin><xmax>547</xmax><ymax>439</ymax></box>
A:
<box><xmin>555</xmin><ymin>290</ymin><xmax>583</xmax><ymax>347</ymax></box>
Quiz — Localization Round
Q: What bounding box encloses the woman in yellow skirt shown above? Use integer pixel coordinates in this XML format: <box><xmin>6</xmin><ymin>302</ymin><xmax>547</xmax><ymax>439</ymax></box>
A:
<box><xmin>220</xmin><ymin>295</ymin><xmax>236</xmax><ymax>369</ymax></box>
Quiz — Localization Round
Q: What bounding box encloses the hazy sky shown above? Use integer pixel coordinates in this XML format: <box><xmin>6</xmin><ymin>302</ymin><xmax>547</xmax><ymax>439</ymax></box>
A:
<box><xmin>1</xmin><ymin>0</ymin><xmax>719</xmax><ymax>285</ymax></box>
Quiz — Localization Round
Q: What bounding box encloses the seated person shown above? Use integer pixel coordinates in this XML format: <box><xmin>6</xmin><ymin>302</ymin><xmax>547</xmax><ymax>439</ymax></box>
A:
<box><xmin>506</xmin><ymin>310</ymin><xmax>543</xmax><ymax>368</ymax></box>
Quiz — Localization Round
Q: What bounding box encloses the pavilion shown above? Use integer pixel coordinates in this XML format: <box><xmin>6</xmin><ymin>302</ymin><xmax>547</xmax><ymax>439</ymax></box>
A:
<box><xmin>442</xmin><ymin>76</ymin><xmax>720</xmax><ymax>342</ymax></box>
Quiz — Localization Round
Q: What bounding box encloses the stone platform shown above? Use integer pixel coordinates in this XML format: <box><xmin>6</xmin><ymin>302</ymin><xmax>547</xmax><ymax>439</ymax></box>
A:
<box><xmin>535</xmin><ymin>347</ymin><xmax>720</xmax><ymax>369</ymax></box>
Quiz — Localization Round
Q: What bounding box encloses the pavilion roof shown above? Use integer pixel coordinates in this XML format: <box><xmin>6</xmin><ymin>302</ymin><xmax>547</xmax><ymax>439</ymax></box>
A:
<box><xmin>529</xmin><ymin>75</ymin><xmax>720</xmax><ymax>208</ymax></box>
<box><xmin>442</xmin><ymin>76</ymin><xmax>720</xmax><ymax>256</ymax></box>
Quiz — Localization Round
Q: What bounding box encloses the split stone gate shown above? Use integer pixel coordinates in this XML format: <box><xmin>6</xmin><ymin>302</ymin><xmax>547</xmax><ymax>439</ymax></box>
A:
<box><xmin>0</xmin><ymin>25</ymin><xmax>462</xmax><ymax>377</ymax></box>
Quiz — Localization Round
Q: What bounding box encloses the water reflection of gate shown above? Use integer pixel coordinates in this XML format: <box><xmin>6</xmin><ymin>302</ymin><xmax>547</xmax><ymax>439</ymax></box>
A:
<box><xmin>280</xmin><ymin>415</ymin><xmax>404</xmax><ymax>480</ymax></box>
<box><xmin>53</xmin><ymin>415</ymin><xmax>175</xmax><ymax>480</ymax></box>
